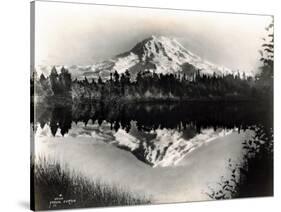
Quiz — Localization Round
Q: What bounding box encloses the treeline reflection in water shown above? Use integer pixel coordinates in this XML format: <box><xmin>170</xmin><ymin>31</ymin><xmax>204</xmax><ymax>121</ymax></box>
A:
<box><xmin>34</xmin><ymin>101</ymin><xmax>272</xmax><ymax>137</ymax></box>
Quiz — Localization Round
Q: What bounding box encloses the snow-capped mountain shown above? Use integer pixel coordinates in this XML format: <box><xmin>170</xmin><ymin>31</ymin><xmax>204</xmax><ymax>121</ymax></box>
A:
<box><xmin>36</xmin><ymin>35</ymin><xmax>234</xmax><ymax>80</ymax></box>
<box><xmin>92</xmin><ymin>35</ymin><xmax>233</xmax><ymax>78</ymax></box>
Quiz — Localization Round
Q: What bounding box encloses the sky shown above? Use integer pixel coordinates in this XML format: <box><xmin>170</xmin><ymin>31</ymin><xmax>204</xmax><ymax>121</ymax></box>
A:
<box><xmin>34</xmin><ymin>0</ymin><xmax>272</xmax><ymax>73</ymax></box>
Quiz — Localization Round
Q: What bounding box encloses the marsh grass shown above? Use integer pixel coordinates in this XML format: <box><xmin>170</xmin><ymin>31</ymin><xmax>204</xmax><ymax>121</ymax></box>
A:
<box><xmin>32</xmin><ymin>157</ymin><xmax>151</xmax><ymax>210</ymax></box>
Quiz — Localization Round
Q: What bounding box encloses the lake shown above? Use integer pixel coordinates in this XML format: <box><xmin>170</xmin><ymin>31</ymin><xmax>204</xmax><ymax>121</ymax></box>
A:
<box><xmin>32</xmin><ymin>101</ymin><xmax>272</xmax><ymax>203</ymax></box>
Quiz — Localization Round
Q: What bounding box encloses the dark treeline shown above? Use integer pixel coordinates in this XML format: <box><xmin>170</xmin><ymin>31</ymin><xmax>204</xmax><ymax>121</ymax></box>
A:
<box><xmin>33</xmin><ymin>66</ymin><xmax>271</xmax><ymax>103</ymax></box>
<box><xmin>35</xmin><ymin>101</ymin><xmax>272</xmax><ymax>137</ymax></box>
<box><xmin>33</xmin><ymin>66</ymin><xmax>72</xmax><ymax>97</ymax></box>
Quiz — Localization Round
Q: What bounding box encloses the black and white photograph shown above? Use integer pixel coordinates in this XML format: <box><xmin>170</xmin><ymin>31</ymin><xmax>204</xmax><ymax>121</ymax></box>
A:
<box><xmin>30</xmin><ymin>0</ymin><xmax>273</xmax><ymax>210</ymax></box>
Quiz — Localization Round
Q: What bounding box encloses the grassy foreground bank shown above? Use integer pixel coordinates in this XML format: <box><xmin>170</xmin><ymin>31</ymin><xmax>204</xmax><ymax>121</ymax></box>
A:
<box><xmin>32</xmin><ymin>157</ymin><xmax>151</xmax><ymax>210</ymax></box>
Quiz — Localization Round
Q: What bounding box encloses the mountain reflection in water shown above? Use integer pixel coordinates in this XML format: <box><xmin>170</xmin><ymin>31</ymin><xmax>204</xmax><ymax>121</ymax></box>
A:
<box><xmin>34</xmin><ymin>101</ymin><xmax>272</xmax><ymax>167</ymax></box>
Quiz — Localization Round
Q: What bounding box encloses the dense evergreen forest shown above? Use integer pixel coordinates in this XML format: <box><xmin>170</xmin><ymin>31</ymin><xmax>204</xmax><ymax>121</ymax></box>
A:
<box><xmin>31</xmin><ymin>65</ymin><xmax>272</xmax><ymax>104</ymax></box>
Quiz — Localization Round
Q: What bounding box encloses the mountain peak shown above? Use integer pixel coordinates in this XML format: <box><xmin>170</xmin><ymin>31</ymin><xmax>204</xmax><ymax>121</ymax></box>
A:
<box><xmin>36</xmin><ymin>36</ymin><xmax>234</xmax><ymax>80</ymax></box>
<box><xmin>132</xmin><ymin>35</ymin><xmax>180</xmax><ymax>50</ymax></box>
<box><xmin>131</xmin><ymin>35</ymin><xmax>187</xmax><ymax>63</ymax></box>
<box><xmin>148</xmin><ymin>35</ymin><xmax>174</xmax><ymax>42</ymax></box>
<box><xmin>126</xmin><ymin>35</ymin><xmax>233</xmax><ymax>76</ymax></box>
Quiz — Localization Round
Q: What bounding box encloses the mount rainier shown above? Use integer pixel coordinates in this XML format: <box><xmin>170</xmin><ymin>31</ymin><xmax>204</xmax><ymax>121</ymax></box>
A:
<box><xmin>37</xmin><ymin>35</ymin><xmax>234</xmax><ymax>80</ymax></box>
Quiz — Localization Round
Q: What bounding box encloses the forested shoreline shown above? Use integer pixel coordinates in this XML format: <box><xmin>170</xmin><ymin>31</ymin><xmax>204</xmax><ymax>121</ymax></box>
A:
<box><xmin>31</xmin><ymin>66</ymin><xmax>272</xmax><ymax>105</ymax></box>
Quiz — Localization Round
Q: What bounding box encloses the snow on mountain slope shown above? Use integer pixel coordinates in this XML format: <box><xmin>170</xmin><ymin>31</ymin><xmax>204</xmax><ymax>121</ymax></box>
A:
<box><xmin>112</xmin><ymin>122</ymin><xmax>234</xmax><ymax>167</ymax></box>
<box><xmin>128</xmin><ymin>35</ymin><xmax>232</xmax><ymax>75</ymax></box>
<box><xmin>35</xmin><ymin>120</ymin><xmax>234</xmax><ymax>167</ymax></box>
<box><xmin>91</xmin><ymin>35</ymin><xmax>234</xmax><ymax>78</ymax></box>
<box><xmin>36</xmin><ymin>35</ymin><xmax>234</xmax><ymax>80</ymax></box>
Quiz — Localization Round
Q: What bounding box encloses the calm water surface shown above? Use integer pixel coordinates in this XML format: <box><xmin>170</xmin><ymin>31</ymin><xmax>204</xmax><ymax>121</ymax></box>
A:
<box><xmin>33</xmin><ymin>102</ymin><xmax>272</xmax><ymax>202</ymax></box>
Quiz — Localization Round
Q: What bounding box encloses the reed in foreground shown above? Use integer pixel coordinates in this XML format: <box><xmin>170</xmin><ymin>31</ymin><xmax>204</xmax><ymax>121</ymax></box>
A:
<box><xmin>32</xmin><ymin>157</ymin><xmax>151</xmax><ymax>210</ymax></box>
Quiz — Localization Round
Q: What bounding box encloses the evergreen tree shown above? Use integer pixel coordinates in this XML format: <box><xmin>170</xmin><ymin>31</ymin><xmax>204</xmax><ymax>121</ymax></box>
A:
<box><xmin>39</xmin><ymin>73</ymin><xmax>46</xmax><ymax>84</ymax></box>
<box><xmin>98</xmin><ymin>76</ymin><xmax>103</xmax><ymax>84</ymax></box>
<box><xmin>114</xmin><ymin>70</ymin><xmax>120</xmax><ymax>84</ymax></box>
<box><xmin>259</xmin><ymin>18</ymin><xmax>274</xmax><ymax>78</ymax></box>
<box><xmin>49</xmin><ymin>66</ymin><xmax>60</xmax><ymax>95</ymax></box>
<box><xmin>59</xmin><ymin>67</ymin><xmax>72</xmax><ymax>92</ymax></box>
<box><xmin>125</xmin><ymin>69</ymin><xmax>131</xmax><ymax>84</ymax></box>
